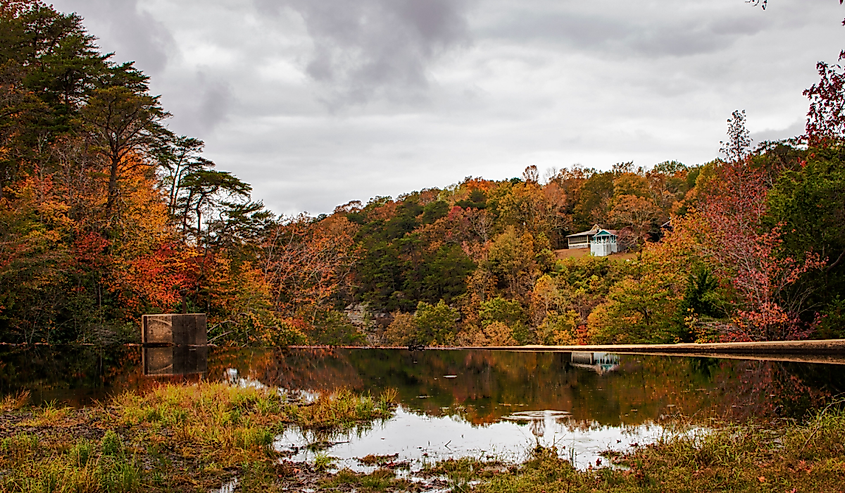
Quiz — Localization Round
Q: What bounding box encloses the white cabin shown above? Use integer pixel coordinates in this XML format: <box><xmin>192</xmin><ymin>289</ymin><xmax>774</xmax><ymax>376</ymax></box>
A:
<box><xmin>565</xmin><ymin>225</ymin><xmax>619</xmax><ymax>256</ymax></box>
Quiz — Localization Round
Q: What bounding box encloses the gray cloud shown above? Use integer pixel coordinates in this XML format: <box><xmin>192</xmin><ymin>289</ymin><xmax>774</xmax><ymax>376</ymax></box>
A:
<box><xmin>52</xmin><ymin>0</ymin><xmax>174</xmax><ymax>75</ymax></box>
<box><xmin>255</xmin><ymin>0</ymin><xmax>473</xmax><ymax>108</ymax></box>
<box><xmin>482</xmin><ymin>8</ymin><xmax>766</xmax><ymax>59</ymax></box>
<box><xmin>169</xmin><ymin>72</ymin><xmax>236</xmax><ymax>137</ymax></box>
<box><xmin>751</xmin><ymin>119</ymin><xmax>806</xmax><ymax>144</ymax></box>
<box><xmin>48</xmin><ymin>0</ymin><xmax>845</xmax><ymax>216</ymax></box>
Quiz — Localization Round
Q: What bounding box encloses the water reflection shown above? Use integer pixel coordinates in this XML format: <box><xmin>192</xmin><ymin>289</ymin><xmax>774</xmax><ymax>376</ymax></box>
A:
<box><xmin>274</xmin><ymin>406</ymin><xmax>665</xmax><ymax>471</ymax></box>
<box><xmin>142</xmin><ymin>346</ymin><xmax>207</xmax><ymax>376</ymax></box>
<box><xmin>246</xmin><ymin>348</ymin><xmax>845</xmax><ymax>424</ymax></box>
<box><xmin>1</xmin><ymin>346</ymin><xmax>843</xmax><ymax>424</ymax></box>
<box><xmin>3</xmin><ymin>345</ymin><xmax>844</xmax><ymax>473</ymax></box>
<box><xmin>570</xmin><ymin>352</ymin><xmax>620</xmax><ymax>374</ymax></box>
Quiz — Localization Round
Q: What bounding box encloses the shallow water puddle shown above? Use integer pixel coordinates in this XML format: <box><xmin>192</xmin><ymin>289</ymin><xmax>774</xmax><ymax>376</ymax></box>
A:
<box><xmin>274</xmin><ymin>406</ymin><xmax>665</xmax><ymax>471</ymax></box>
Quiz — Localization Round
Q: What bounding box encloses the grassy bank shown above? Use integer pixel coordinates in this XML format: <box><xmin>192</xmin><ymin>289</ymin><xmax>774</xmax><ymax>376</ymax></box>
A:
<box><xmin>0</xmin><ymin>383</ymin><xmax>396</xmax><ymax>492</ymax></box>
<box><xmin>2</xmin><ymin>384</ymin><xmax>845</xmax><ymax>492</ymax></box>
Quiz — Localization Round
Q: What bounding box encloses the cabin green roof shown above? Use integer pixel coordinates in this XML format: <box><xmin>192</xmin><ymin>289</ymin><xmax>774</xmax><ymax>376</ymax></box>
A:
<box><xmin>566</xmin><ymin>225</ymin><xmax>618</xmax><ymax>238</ymax></box>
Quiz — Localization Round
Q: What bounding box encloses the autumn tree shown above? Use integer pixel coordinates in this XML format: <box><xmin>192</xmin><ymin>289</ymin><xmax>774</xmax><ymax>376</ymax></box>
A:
<box><xmin>261</xmin><ymin>214</ymin><xmax>359</xmax><ymax>319</ymax></box>
<box><xmin>608</xmin><ymin>194</ymin><xmax>661</xmax><ymax>248</ymax></box>
<box><xmin>696</xmin><ymin>111</ymin><xmax>824</xmax><ymax>340</ymax></box>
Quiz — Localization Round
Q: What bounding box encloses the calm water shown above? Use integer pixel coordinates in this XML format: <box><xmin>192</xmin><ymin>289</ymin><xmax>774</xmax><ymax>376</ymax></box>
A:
<box><xmin>2</xmin><ymin>346</ymin><xmax>843</xmax><ymax>469</ymax></box>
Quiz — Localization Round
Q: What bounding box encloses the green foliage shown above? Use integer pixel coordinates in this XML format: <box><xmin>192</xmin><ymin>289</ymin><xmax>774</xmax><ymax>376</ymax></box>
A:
<box><xmin>679</xmin><ymin>267</ymin><xmax>722</xmax><ymax>318</ymax></box>
<box><xmin>422</xmin><ymin>200</ymin><xmax>449</xmax><ymax>224</ymax></box>
<box><xmin>100</xmin><ymin>429</ymin><xmax>123</xmax><ymax>456</ymax></box>
<box><xmin>589</xmin><ymin>277</ymin><xmax>679</xmax><ymax>344</ymax></box>
<box><xmin>455</xmin><ymin>188</ymin><xmax>487</xmax><ymax>209</ymax></box>
<box><xmin>766</xmin><ymin>147</ymin><xmax>845</xmax><ymax>329</ymax></box>
<box><xmin>815</xmin><ymin>295</ymin><xmax>845</xmax><ymax>339</ymax></box>
<box><xmin>302</xmin><ymin>308</ymin><xmax>364</xmax><ymax>346</ymax></box>
<box><xmin>480</xmin><ymin>297</ymin><xmax>529</xmax><ymax>343</ymax></box>
<box><xmin>2</xmin><ymin>0</ymin><xmax>842</xmax><ymax>346</ymax></box>
<box><xmin>383</xmin><ymin>312</ymin><xmax>417</xmax><ymax>346</ymax></box>
<box><xmin>414</xmin><ymin>300</ymin><xmax>460</xmax><ymax>345</ymax></box>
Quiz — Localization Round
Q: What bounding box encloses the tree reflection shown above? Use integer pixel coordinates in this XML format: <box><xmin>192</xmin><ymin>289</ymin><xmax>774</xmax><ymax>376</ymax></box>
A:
<box><xmin>0</xmin><ymin>346</ymin><xmax>841</xmax><ymax>423</ymax></box>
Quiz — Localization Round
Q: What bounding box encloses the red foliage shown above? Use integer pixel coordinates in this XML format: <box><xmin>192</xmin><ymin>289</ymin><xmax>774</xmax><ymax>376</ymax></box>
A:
<box><xmin>71</xmin><ymin>232</ymin><xmax>110</xmax><ymax>269</ymax></box>
<box><xmin>805</xmin><ymin>50</ymin><xmax>845</xmax><ymax>146</ymax></box>
<box><xmin>109</xmin><ymin>243</ymin><xmax>201</xmax><ymax>315</ymax></box>
<box><xmin>699</xmin><ymin>157</ymin><xmax>823</xmax><ymax>340</ymax></box>
<box><xmin>260</xmin><ymin>214</ymin><xmax>358</xmax><ymax>315</ymax></box>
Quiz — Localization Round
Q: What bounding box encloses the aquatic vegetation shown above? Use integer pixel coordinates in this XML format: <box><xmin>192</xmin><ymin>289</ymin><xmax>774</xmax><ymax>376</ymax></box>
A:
<box><xmin>313</xmin><ymin>451</ymin><xmax>336</xmax><ymax>472</ymax></box>
<box><xmin>3</xmin><ymin>377</ymin><xmax>845</xmax><ymax>491</ymax></box>
<box><xmin>423</xmin><ymin>456</ymin><xmax>507</xmax><ymax>492</ymax></box>
<box><xmin>292</xmin><ymin>387</ymin><xmax>397</xmax><ymax>430</ymax></box>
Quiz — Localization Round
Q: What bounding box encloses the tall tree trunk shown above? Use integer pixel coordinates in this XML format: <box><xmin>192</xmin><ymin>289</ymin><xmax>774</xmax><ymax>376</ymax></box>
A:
<box><xmin>105</xmin><ymin>154</ymin><xmax>119</xmax><ymax>221</ymax></box>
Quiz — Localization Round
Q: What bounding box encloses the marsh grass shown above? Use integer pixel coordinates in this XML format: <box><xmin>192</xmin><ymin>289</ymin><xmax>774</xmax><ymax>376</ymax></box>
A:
<box><xmin>293</xmin><ymin>387</ymin><xmax>397</xmax><ymax>430</ymax></box>
<box><xmin>6</xmin><ymin>380</ymin><xmax>844</xmax><ymax>492</ymax></box>
<box><xmin>19</xmin><ymin>400</ymin><xmax>71</xmax><ymax>427</ymax></box>
<box><xmin>0</xmin><ymin>382</ymin><xmax>398</xmax><ymax>492</ymax></box>
<box><xmin>321</xmin><ymin>467</ymin><xmax>412</xmax><ymax>492</ymax></box>
<box><xmin>0</xmin><ymin>389</ymin><xmax>29</xmax><ymax>411</ymax></box>
<box><xmin>1</xmin><ymin>433</ymin><xmax>142</xmax><ymax>493</ymax></box>
<box><xmin>424</xmin><ymin>456</ymin><xmax>507</xmax><ymax>492</ymax></box>
<box><xmin>313</xmin><ymin>451</ymin><xmax>336</xmax><ymax>472</ymax></box>
<box><xmin>472</xmin><ymin>407</ymin><xmax>845</xmax><ymax>492</ymax></box>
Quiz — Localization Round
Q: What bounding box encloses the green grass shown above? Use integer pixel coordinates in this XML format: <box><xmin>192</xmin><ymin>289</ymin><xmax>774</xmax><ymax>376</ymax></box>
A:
<box><xmin>313</xmin><ymin>451</ymin><xmax>336</xmax><ymax>472</ymax></box>
<box><xmin>292</xmin><ymin>387</ymin><xmax>397</xmax><ymax>430</ymax></box>
<box><xmin>1</xmin><ymin>433</ymin><xmax>142</xmax><ymax>493</ymax></box>
<box><xmin>0</xmin><ymin>382</ymin><xmax>398</xmax><ymax>492</ymax></box>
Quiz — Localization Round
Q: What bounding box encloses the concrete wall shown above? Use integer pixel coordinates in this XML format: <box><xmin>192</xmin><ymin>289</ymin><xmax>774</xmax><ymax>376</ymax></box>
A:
<box><xmin>141</xmin><ymin>314</ymin><xmax>207</xmax><ymax>345</ymax></box>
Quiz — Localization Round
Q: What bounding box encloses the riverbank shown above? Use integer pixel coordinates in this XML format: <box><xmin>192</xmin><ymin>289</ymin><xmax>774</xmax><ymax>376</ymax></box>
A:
<box><xmin>0</xmin><ymin>383</ymin><xmax>399</xmax><ymax>492</ymax></box>
<box><xmin>2</xmin><ymin>383</ymin><xmax>845</xmax><ymax>492</ymax></box>
<box><xmin>289</xmin><ymin>339</ymin><xmax>845</xmax><ymax>365</ymax></box>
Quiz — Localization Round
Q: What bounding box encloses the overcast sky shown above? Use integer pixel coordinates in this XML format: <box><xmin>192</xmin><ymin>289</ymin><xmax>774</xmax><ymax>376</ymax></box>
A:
<box><xmin>51</xmin><ymin>0</ymin><xmax>844</xmax><ymax>216</ymax></box>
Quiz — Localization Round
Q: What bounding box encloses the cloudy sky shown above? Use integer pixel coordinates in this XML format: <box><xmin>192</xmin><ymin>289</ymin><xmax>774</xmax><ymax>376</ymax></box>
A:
<box><xmin>51</xmin><ymin>0</ymin><xmax>844</xmax><ymax>216</ymax></box>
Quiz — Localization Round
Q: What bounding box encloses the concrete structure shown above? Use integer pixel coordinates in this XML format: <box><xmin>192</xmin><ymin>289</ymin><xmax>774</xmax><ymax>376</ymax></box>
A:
<box><xmin>141</xmin><ymin>314</ymin><xmax>207</xmax><ymax>346</ymax></box>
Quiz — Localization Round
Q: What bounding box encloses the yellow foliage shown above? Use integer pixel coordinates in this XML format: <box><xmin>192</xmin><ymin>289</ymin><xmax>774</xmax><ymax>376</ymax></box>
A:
<box><xmin>383</xmin><ymin>312</ymin><xmax>416</xmax><ymax>346</ymax></box>
<box><xmin>471</xmin><ymin>321</ymin><xmax>518</xmax><ymax>346</ymax></box>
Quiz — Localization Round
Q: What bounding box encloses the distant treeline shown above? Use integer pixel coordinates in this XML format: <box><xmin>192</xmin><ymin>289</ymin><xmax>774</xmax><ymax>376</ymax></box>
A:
<box><xmin>1</xmin><ymin>2</ymin><xmax>843</xmax><ymax>346</ymax></box>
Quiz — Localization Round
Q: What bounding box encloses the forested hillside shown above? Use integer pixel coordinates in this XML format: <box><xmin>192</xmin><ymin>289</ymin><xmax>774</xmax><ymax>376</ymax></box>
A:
<box><xmin>1</xmin><ymin>1</ymin><xmax>843</xmax><ymax>346</ymax></box>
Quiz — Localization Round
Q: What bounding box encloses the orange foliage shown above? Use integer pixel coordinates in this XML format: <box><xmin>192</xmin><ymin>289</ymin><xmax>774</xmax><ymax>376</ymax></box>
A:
<box><xmin>261</xmin><ymin>214</ymin><xmax>359</xmax><ymax>314</ymax></box>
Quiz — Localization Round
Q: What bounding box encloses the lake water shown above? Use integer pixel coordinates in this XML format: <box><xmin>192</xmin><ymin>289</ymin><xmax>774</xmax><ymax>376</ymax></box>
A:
<box><xmin>2</xmin><ymin>346</ymin><xmax>843</xmax><ymax>470</ymax></box>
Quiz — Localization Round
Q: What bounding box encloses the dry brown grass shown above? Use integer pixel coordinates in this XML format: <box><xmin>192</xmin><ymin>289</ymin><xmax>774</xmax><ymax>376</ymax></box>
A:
<box><xmin>1</xmin><ymin>390</ymin><xmax>30</xmax><ymax>412</ymax></box>
<box><xmin>553</xmin><ymin>249</ymin><xmax>637</xmax><ymax>261</ymax></box>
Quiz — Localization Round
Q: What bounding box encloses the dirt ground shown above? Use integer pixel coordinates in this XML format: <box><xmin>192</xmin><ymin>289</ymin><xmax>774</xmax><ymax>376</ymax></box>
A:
<box><xmin>553</xmin><ymin>248</ymin><xmax>638</xmax><ymax>261</ymax></box>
